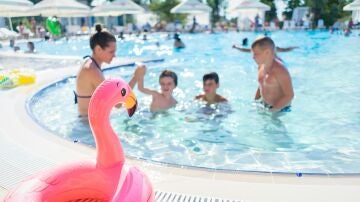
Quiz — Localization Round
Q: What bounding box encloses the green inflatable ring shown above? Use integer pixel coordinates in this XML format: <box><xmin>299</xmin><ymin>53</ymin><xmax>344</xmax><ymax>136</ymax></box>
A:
<box><xmin>46</xmin><ymin>17</ymin><xmax>61</xmax><ymax>36</ymax></box>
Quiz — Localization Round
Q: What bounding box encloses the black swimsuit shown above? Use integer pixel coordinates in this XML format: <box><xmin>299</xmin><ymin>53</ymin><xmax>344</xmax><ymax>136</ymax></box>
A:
<box><xmin>74</xmin><ymin>55</ymin><xmax>101</xmax><ymax>104</ymax></box>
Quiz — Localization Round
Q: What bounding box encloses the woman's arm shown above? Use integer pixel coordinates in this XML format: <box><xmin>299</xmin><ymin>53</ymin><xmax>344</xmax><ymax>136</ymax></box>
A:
<box><xmin>232</xmin><ymin>44</ymin><xmax>251</xmax><ymax>52</ymax></box>
<box><xmin>276</xmin><ymin>46</ymin><xmax>299</xmax><ymax>52</ymax></box>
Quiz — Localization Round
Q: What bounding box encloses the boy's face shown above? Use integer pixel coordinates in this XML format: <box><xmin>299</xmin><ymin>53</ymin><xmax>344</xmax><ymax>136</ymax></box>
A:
<box><xmin>252</xmin><ymin>46</ymin><xmax>271</xmax><ymax>65</ymax></box>
<box><xmin>203</xmin><ymin>79</ymin><xmax>219</xmax><ymax>95</ymax></box>
<box><xmin>160</xmin><ymin>76</ymin><xmax>176</xmax><ymax>96</ymax></box>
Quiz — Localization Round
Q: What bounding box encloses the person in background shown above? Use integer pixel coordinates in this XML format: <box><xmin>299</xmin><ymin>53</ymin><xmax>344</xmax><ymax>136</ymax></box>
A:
<box><xmin>174</xmin><ymin>33</ymin><xmax>185</xmax><ymax>49</ymax></box>
<box><xmin>118</xmin><ymin>31</ymin><xmax>125</xmax><ymax>40</ymax></box>
<box><xmin>31</xmin><ymin>17</ymin><xmax>37</xmax><ymax>36</ymax></box>
<box><xmin>348</xmin><ymin>18</ymin><xmax>354</xmax><ymax>30</ymax></box>
<box><xmin>9</xmin><ymin>39</ymin><xmax>20</xmax><ymax>52</ymax></box>
<box><xmin>254</xmin><ymin>14</ymin><xmax>260</xmax><ymax>32</ymax></box>
<box><xmin>17</xmin><ymin>21</ymin><xmax>25</xmax><ymax>36</ymax></box>
<box><xmin>9</xmin><ymin>39</ymin><xmax>15</xmax><ymax>48</ymax></box>
<box><xmin>242</xmin><ymin>38</ymin><xmax>248</xmax><ymax>46</ymax></box>
<box><xmin>25</xmin><ymin>41</ymin><xmax>35</xmax><ymax>53</ymax></box>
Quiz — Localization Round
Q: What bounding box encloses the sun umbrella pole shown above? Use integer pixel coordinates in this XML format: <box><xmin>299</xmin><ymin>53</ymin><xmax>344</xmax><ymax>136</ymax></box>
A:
<box><xmin>123</xmin><ymin>14</ymin><xmax>126</xmax><ymax>26</ymax></box>
<box><xmin>87</xmin><ymin>16</ymin><xmax>91</xmax><ymax>32</ymax></box>
<box><xmin>9</xmin><ymin>17</ymin><xmax>13</xmax><ymax>31</ymax></box>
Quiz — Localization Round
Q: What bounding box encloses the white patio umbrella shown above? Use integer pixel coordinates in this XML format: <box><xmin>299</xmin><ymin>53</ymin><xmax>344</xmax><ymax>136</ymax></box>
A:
<box><xmin>92</xmin><ymin>0</ymin><xmax>145</xmax><ymax>16</ymax></box>
<box><xmin>170</xmin><ymin>0</ymin><xmax>212</xmax><ymax>14</ymax></box>
<box><xmin>230</xmin><ymin>0</ymin><xmax>270</xmax><ymax>11</ymax></box>
<box><xmin>28</xmin><ymin>0</ymin><xmax>91</xmax><ymax>17</ymax></box>
<box><xmin>0</xmin><ymin>0</ymin><xmax>33</xmax><ymax>11</ymax></box>
<box><xmin>91</xmin><ymin>0</ymin><xmax>107</xmax><ymax>7</ymax></box>
<box><xmin>229</xmin><ymin>0</ymin><xmax>270</xmax><ymax>31</ymax></box>
<box><xmin>344</xmin><ymin>0</ymin><xmax>360</xmax><ymax>11</ymax></box>
<box><xmin>0</xmin><ymin>0</ymin><xmax>34</xmax><ymax>31</ymax></box>
<box><xmin>92</xmin><ymin>0</ymin><xmax>145</xmax><ymax>27</ymax></box>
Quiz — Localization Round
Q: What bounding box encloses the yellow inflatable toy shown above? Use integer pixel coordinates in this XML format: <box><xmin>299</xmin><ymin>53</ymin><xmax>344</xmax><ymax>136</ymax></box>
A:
<box><xmin>0</xmin><ymin>69</ymin><xmax>36</xmax><ymax>88</ymax></box>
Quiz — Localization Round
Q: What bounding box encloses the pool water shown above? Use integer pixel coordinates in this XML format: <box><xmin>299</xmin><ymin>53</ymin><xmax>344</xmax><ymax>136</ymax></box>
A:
<box><xmin>28</xmin><ymin>31</ymin><xmax>360</xmax><ymax>174</ymax></box>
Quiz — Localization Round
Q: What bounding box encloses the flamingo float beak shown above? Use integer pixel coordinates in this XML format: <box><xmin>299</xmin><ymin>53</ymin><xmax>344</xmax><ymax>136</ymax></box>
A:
<box><xmin>124</xmin><ymin>91</ymin><xmax>137</xmax><ymax>117</ymax></box>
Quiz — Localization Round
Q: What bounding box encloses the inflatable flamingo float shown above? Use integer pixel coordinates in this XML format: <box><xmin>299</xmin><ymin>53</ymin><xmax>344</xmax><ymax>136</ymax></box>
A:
<box><xmin>5</xmin><ymin>79</ymin><xmax>154</xmax><ymax>202</ymax></box>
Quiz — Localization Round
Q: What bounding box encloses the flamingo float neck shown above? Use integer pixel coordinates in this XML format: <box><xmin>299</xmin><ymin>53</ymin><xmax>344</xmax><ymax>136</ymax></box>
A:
<box><xmin>88</xmin><ymin>79</ymin><xmax>130</xmax><ymax>168</ymax></box>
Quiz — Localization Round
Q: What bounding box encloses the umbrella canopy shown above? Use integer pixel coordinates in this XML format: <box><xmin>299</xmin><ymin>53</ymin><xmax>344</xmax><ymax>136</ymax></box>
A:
<box><xmin>170</xmin><ymin>0</ymin><xmax>212</xmax><ymax>14</ymax></box>
<box><xmin>91</xmin><ymin>0</ymin><xmax>107</xmax><ymax>6</ymax></box>
<box><xmin>28</xmin><ymin>0</ymin><xmax>90</xmax><ymax>17</ymax></box>
<box><xmin>0</xmin><ymin>0</ymin><xmax>33</xmax><ymax>17</ymax></box>
<box><xmin>231</xmin><ymin>0</ymin><xmax>270</xmax><ymax>11</ymax></box>
<box><xmin>0</xmin><ymin>0</ymin><xmax>34</xmax><ymax>31</ymax></box>
<box><xmin>344</xmin><ymin>0</ymin><xmax>360</xmax><ymax>11</ymax></box>
<box><xmin>92</xmin><ymin>0</ymin><xmax>145</xmax><ymax>16</ymax></box>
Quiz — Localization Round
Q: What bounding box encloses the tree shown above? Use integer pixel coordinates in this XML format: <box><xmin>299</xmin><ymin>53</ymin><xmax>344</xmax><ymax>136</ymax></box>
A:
<box><xmin>304</xmin><ymin>0</ymin><xmax>352</xmax><ymax>28</ymax></box>
<box><xmin>149</xmin><ymin>0</ymin><xmax>187</xmax><ymax>23</ymax></box>
<box><xmin>261</xmin><ymin>0</ymin><xmax>277</xmax><ymax>22</ymax></box>
<box><xmin>282</xmin><ymin>0</ymin><xmax>303</xmax><ymax>20</ymax></box>
<box><xmin>133</xmin><ymin>0</ymin><xmax>146</xmax><ymax>5</ymax></box>
<box><xmin>207</xmin><ymin>0</ymin><xmax>224</xmax><ymax>26</ymax></box>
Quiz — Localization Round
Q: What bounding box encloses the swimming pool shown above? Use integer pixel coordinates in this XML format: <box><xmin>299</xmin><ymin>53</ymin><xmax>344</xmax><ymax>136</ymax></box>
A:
<box><xmin>27</xmin><ymin>31</ymin><xmax>360</xmax><ymax>174</ymax></box>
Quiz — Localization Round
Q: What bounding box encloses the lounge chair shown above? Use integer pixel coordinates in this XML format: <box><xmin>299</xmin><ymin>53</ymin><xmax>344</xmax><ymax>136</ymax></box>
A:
<box><xmin>290</xmin><ymin>20</ymin><xmax>296</xmax><ymax>30</ymax></box>
<box><xmin>0</xmin><ymin>28</ymin><xmax>20</xmax><ymax>39</ymax></box>
<box><xmin>303</xmin><ymin>19</ymin><xmax>310</xmax><ymax>30</ymax></box>
<box><xmin>317</xmin><ymin>19</ymin><xmax>325</xmax><ymax>30</ymax></box>
<box><xmin>270</xmin><ymin>22</ymin><xmax>278</xmax><ymax>31</ymax></box>
<box><xmin>282</xmin><ymin>20</ymin><xmax>290</xmax><ymax>30</ymax></box>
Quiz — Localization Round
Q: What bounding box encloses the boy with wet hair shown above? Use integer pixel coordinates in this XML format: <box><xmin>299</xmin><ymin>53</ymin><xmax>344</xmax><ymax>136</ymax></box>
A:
<box><xmin>135</xmin><ymin>64</ymin><xmax>178</xmax><ymax>112</ymax></box>
<box><xmin>195</xmin><ymin>72</ymin><xmax>227</xmax><ymax>104</ymax></box>
<box><xmin>252</xmin><ymin>36</ymin><xmax>294</xmax><ymax>112</ymax></box>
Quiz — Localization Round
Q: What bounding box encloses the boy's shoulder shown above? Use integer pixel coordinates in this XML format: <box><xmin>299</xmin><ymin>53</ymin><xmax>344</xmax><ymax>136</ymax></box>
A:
<box><xmin>216</xmin><ymin>94</ymin><xmax>228</xmax><ymax>102</ymax></box>
<box><xmin>195</xmin><ymin>94</ymin><xmax>205</xmax><ymax>100</ymax></box>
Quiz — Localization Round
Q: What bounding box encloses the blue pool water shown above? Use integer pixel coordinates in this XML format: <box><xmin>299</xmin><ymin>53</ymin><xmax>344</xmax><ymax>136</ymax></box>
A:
<box><xmin>27</xmin><ymin>31</ymin><xmax>360</xmax><ymax>174</ymax></box>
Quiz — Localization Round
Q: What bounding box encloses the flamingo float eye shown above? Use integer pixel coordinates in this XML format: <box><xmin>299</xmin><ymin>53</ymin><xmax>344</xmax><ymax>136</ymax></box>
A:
<box><xmin>121</xmin><ymin>88</ymin><xmax>126</xmax><ymax>96</ymax></box>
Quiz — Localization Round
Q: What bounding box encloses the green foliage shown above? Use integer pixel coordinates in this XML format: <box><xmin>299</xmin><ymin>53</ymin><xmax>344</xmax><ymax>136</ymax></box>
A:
<box><xmin>133</xmin><ymin>0</ymin><xmax>153</xmax><ymax>4</ymax></box>
<box><xmin>207</xmin><ymin>0</ymin><xmax>223</xmax><ymax>25</ymax></box>
<box><xmin>261</xmin><ymin>0</ymin><xmax>278</xmax><ymax>22</ymax></box>
<box><xmin>149</xmin><ymin>0</ymin><xmax>187</xmax><ymax>23</ymax></box>
<box><xmin>304</xmin><ymin>0</ymin><xmax>352</xmax><ymax>28</ymax></box>
<box><xmin>283</xmin><ymin>0</ymin><xmax>304</xmax><ymax>20</ymax></box>
<box><xmin>283</xmin><ymin>0</ymin><xmax>352</xmax><ymax>28</ymax></box>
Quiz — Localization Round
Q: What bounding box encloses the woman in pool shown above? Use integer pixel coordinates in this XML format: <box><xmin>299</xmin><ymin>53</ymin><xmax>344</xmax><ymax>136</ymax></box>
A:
<box><xmin>75</xmin><ymin>24</ymin><xmax>136</xmax><ymax>117</ymax></box>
